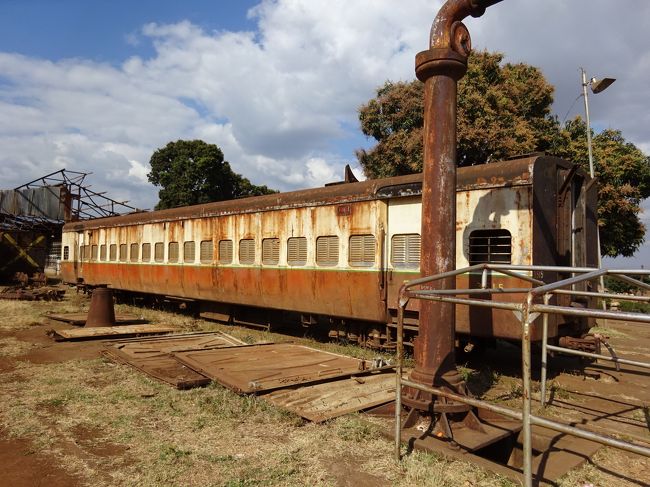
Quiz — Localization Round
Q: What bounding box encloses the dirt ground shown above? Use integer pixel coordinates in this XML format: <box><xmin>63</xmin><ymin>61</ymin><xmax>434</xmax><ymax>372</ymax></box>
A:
<box><xmin>0</xmin><ymin>290</ymin><xmax>648</xmax><ymax>486</ymax></box>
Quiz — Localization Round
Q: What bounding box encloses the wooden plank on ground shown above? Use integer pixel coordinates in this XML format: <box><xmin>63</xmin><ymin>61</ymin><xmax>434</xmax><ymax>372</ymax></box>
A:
<box><xmin>262</xmin><ymin>372</ymin><xmax>396</xmax><ymax>422</ymax></box>
<box><xmin>46</xmin><ymin>312</ymin><xmax>148</xmax><ymax>326</ymax></box>
<box><xmin>49</xmin><ymin>324</ymin><xmax>177</xmax><ymax>341</ymax></box>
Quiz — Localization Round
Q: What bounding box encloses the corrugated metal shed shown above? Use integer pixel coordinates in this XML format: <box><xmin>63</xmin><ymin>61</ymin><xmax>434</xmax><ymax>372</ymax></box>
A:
<box><xmin>0</xmin><ymin>186</ymin><xmax>66</xmax><ymax>220</ymax></box>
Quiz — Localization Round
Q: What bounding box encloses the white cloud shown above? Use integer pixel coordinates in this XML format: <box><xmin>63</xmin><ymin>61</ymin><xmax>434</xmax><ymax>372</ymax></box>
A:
<box><xmin>0</xmin><ymin>0</ymin><xmax>442</xmax><ymax>209</ymax></box>
<box><xmin>0</xmin><ymin>0</ymin><xmax>648</xmax><ymax>265</ymax></box>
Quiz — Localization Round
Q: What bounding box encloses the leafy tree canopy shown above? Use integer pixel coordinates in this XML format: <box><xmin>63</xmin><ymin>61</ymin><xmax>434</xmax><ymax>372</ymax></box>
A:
<box><xmin>554</xmin><ymin>118</ymin><xmax>650</xmax><ymax>257</ymax></box>
<box><xmin>357</xmin><ymin>51</ymin><xmax>560</xmax><ymax>176</ymax></box>
<box><xmin>356</xmin><ymin>50</ymin><xmax>650</xmax><ymax>258</ymax></box>
<box><xmin>147</xmin><ymin>140</ymin><xmax>276</xmax><ymax>210</ymax></box>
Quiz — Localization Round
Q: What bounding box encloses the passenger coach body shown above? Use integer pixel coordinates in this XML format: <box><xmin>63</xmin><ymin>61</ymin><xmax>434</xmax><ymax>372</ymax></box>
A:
<box><xmin>61</xmin><ymin>155</ymin><xmax>598</xmax><ymax>344</ymax></box>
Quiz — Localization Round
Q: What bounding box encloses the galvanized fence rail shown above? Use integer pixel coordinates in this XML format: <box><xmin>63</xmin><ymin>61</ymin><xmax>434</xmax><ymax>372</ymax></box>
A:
<box><xmin>394</xmin><ymin>264</ymin><xmax>650</xmax><ymax>487</ymax></box>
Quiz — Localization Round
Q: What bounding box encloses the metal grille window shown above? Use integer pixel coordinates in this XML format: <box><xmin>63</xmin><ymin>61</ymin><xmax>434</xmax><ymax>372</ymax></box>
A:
<box><xmin>91</xmin><ymin>245</ymin><xmax>98</xmax><ymax>261</ymax></box>
<box><xmin>141</xmin><ymin>243</ymin><xmax>151</xmax><ymax>262</ymax></box>
<box><xmin>168</xmin><ymin>242</ymin><xmax>179</xmax><ymax>263</ymax></box>
<box><xmin>239</xmin><ymin>239</ymin><xmax>256</xmax><ymax>265</ymax></box>
<box><xmin>287</xmin><ymin>237</ymin><xmax>307</xmax><ymax>266</ymax></box>
<box><xmin>100</xmin><ymin>245</ymin><xmax>106</xmax><ymax>261</ymax></box>
<box><xmin>200</xmin><ymin>240</ymin><xmax>213</xmax><ymax>263</ymax></box>
<box><xmin>119</xmin><ymin>244</ymin><xmax>127</xmax><ymax>262</ymax></box>
<box><xmin>130</xmin><ymin>243</ymin><xmax>139</xmax><ymax>262</ymax></box>
<box><xmin>184</xmin><ymin>241</ymin><xmax>195</xmax><ymax>263</ymax></box>
<box><xmin>262</xmin><ymin>238</ymin><xmax>280</xmax><ymax>265</ymax></box>
<box><xmin>468</xmin><ymin>229</ymin><xmax>512</xmax><ymax>264</ymax></box>
<box><xmin>316</xmin><ymin>236</ymin><xmax>339</xmax><ymax>266</ymax></box>
<box><xmin>349</xmin><ymin>235</ymin><xmax>375</xmax><ymax>267</ymax></box>
<box><xmin>109</xmin><ymin>244</ymin><xmax>117</xmax><ymax>261</ymax></box>
<box><xmin>154</xmin><ymin>242</ymin><xmax>164</xmax><ymax>262</ymax></box>
<box><xmin>63</xmin><ymin>246</ymin><xmax>69</xmax><ymax>260</ymax></box>
<box><xmin>391</xmin><ymin>234</ymin><xmax>421</xmax><ymax>269</ymax></box>
<box><xmin>219</xmin><ymin>240</ymin><xmax>233</xmax><ymax>264</ymax></box>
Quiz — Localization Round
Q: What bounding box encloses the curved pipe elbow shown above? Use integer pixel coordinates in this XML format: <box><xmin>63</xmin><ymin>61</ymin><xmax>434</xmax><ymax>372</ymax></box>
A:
<box><xmin>429</xmin><ymin>0</ymin><xmax>503</xmax><ymax>49</ymax></box>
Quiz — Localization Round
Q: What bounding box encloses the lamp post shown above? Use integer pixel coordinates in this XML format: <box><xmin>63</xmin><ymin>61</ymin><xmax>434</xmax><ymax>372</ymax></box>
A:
<box><xmin>581</xmin><ymin>68</ymin><xmax>615</xmax><ymax>179</ymax></box>
<box><xmin>580</xmin><ymin>67</ymin><xmax>615</xmax><ymax>298</ymax></box>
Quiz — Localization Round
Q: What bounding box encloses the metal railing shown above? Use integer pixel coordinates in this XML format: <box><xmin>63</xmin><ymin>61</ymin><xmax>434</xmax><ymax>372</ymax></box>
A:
<box><xmin>394</xmin><ymin>264</ymin><xmax>650</xmax><ymax>487</ymax></box>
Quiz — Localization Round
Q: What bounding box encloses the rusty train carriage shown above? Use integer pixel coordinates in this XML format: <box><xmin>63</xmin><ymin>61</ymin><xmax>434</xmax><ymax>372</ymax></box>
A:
<box><xmin>60</xmin><ymin>154</ymin><xmax>597</xmax><ymax>346</ymax></box>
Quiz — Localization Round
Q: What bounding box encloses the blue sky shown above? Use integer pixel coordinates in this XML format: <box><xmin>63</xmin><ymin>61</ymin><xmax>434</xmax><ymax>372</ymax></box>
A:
<box><xmin>0</xmin><ymin>1</ymin><xmax>257</xmax><ymax>62</ymax></box>
<box><xmin>0</xmin><ymin>0</ymin><xmax>648</xmax><ymax>267</ymax></box>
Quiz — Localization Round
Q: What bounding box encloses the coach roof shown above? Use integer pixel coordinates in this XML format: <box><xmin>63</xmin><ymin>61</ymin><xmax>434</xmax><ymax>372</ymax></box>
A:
<box><xmin>64</xmin><ymin>155</ymin><xmax>570</xmax><ymax>231</ymax></box>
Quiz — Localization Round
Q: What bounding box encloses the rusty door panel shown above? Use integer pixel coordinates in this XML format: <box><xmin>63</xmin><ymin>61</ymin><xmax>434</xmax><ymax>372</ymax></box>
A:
<box><xmin>262</xmin><ymin>372</ymin><xmax>395</xmax><ymax>422</ymax></box>
<box><xmin>172</xmin><ymin>343</ymin><xmax>368</xmax><ymax>393</ymax></box>
<box><xmin>103</xmin><ymin>331</ymin><xmax>245</xmax><ymax>389</ymax></box>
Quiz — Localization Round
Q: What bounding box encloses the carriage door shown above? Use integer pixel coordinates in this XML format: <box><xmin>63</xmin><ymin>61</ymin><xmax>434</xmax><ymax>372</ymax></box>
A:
<box><xmin>72</xmin><ymin>231</ymin><xmax>81</xmax><ymax>277</ymax></box>
<box><xmin>557</xmin><ymin>167</ymin><xmax>588</xmax><ymax>298</ymax></box>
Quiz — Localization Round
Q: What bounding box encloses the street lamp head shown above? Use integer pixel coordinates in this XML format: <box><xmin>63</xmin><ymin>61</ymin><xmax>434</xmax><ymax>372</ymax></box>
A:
<box><xmin>590</xmin><ymin>77</ymin><xmax>616</xmax><ymax>94</ymax></box>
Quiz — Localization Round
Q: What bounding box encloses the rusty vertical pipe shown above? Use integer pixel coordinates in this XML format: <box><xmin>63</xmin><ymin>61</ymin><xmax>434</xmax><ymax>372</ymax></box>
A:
<box><xmin>85</xmin><ymin>285</ymin><xmax>116</xmax><ymax>327</ymax></box>
<box><xmin>410</xmin><ymin>0</ymin><xmax>502</xmax><ymax>394</ymax></box>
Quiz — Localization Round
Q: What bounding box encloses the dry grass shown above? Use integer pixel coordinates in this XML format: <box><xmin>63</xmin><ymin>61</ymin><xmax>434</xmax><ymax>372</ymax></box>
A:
<box><xmin>0</xmin><ymin>290</ymin><xmax>648</xmax><ymax>486</ymax></box>
<box><xmin>0</xmin><ymin>336</ymin><xmax>37</xmax><ymax>357</ymax></box>
<box><xmin>0</xmin><ymin>288</ymin><xmax>87</xmax><ymax>332</ymax></box>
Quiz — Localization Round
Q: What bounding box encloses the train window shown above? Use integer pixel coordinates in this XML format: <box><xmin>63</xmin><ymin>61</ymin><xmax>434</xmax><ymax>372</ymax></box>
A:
<box><xmin>154</xmin><ymin>242</ymin><xmax>164</xmax><ymax>262</ymax></box>
<box><xmin>184</xmin><ymin>241</ymin><xmax>195</xmax><ymax>263</ymax></box>
<box><xmin>219</xmin><ymin>240</ymin><xmax>233</xmax><ymax>264</ymax></box>
<box><xmin>119</xmin><ymin>244</ymin><xmax>127</xmax><ymax>262</ymax></box>
<box><xmin>391</xmin><ymin>234</ymin><xmax>421</xmax><ymax>269</ymax></box>
<box><xmin>262</xmin><ymin>238</ymin><xmax>280</xmax><ymax>265</ymax></box>
<box><xmin>168</xmin><ymin>242</ymin><xmax>179</xmax><ymax>263</ymax></box>
<box><xmin>200</xmin><ymin>240</ymin><xmax>213</xmax><ymax>263</ymax></box>
<box><xmin>100</xmin><ymin>245</ymin><xmax>106</xmax><ymax>261</ymax></box>
<box><xmin>63</xmin><ymin>246</ymin><xmax>69</xmax><ymax>260</ymax></box>
<box><xmin>142</xmin><ymin>243</ymin><xmax>151</xmax><ymax>262</ymax></box>
<box><xmin>109</xmin><ymin>244</ymin><xmax>117</xmax><ymax>261</ymax></box>
<box><xmin>468</xmin><ymin>229</ymin><xmax>512</xmax><ymax>264</ymax></box>
<box><xmin>316</xmin><ymin>236</ymin><xmax>339</xmax><ymax>266</ymax></box>
<box><xmin>130</xmin><ymin>243</ymin><xmax>139</xmax><ymax>262</ymax></box>
<box><xmin>91</xmin><ymin>245</ymin><xmax>98</xmax><ymax>261</ymax></box>
<box><xmin>239</xmin><ymin>239</ymin><xmax>255</xmax><ymax>265</ymax></box>
<box><xmin>82</xmin><ymin>245</ymin><xmax>90</xmax><ymax>260</ymax></box>
<box><xmin>287</xmin><ymin>237</ymin><xmax>307</xmax><ymax>266</ymax></box>
<box><xmin>349</xmin><ymin>235</ymin><xmax>375</xmax><ymax>267</ymax></box>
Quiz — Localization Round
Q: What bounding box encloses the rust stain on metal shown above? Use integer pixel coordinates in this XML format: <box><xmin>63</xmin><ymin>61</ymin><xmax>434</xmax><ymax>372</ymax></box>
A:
<box><xmin>172</xmin><ymin>343</ymin><xmax>370</xmax><ymax>394</ymax></box>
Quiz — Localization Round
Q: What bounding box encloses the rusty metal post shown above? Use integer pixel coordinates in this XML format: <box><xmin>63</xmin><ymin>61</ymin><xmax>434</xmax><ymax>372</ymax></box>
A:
<box><xmin>85</xmin><ymin>285</ymin><xmax>116</xmax><ymax>327</ymax></box>
<box><xmin>522</xmin><ymin>293</ymin><xmax>534</xmax><ymax>487</ymax></box>
<box><xmin>394</xmin><ymin>294</ymin><xmax>407</xmax><ymax>461</ymax></box>
<box><xmin>409</xmin><ymin>0</ymin><xmax>503</xmax><ymax>396</ymax></box>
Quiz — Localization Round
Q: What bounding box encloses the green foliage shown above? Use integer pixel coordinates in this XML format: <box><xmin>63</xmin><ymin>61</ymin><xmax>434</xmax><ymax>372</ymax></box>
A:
<box><xmin>356</xmin><ymin>50</ymin><xmax>650</xmax><ymax>258</ymax></box>
<box><xmin>147</xmin><ymin>139</ymin><xmax>276</xmax><ymax>210</ymax></box>
<box><xmin>554</xmin><ymin>118</ymin><xmax>650</xmax><ymax>257</ymax></box>
<box><xmin>604</xmin><ymin>275</ymin><xmax>650</xmax><ymax>294</ymax></box>
<box><xmin>356</xmin><ymin>51</ymin><xmax>560</xmax><ymax>176</ymax></box>
<box><xmin>618</xmin><ymin>300</ymin><xmax>650</xmax><ymax>314</ymax></box>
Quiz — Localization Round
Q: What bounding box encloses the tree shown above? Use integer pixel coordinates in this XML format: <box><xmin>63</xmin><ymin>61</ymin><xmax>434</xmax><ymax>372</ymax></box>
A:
<box><xmin>356</xmin><ymin>50</ymin><xmax>650</xmax><ymax>258</ymax></box>
<box><xmin>356</xmin><ymin>51</ymin><xmax>560</xmax><ymax>177</ymax></box>
<box><xmin>147</xmin><ymin>140</ymin><xmax>276</xmax><ymax>210</ymax></box>
<box><xmin>554</xmin><ymin>117</ymin><xmax>650</xmax><ymax>257</ymax></box>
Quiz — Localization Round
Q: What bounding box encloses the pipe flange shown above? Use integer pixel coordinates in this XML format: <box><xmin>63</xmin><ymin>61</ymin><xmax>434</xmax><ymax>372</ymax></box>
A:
<box><xmin>415</xmin><ymin>48</ymin><xmax>468</xmax><ymax>82</ymax></box>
